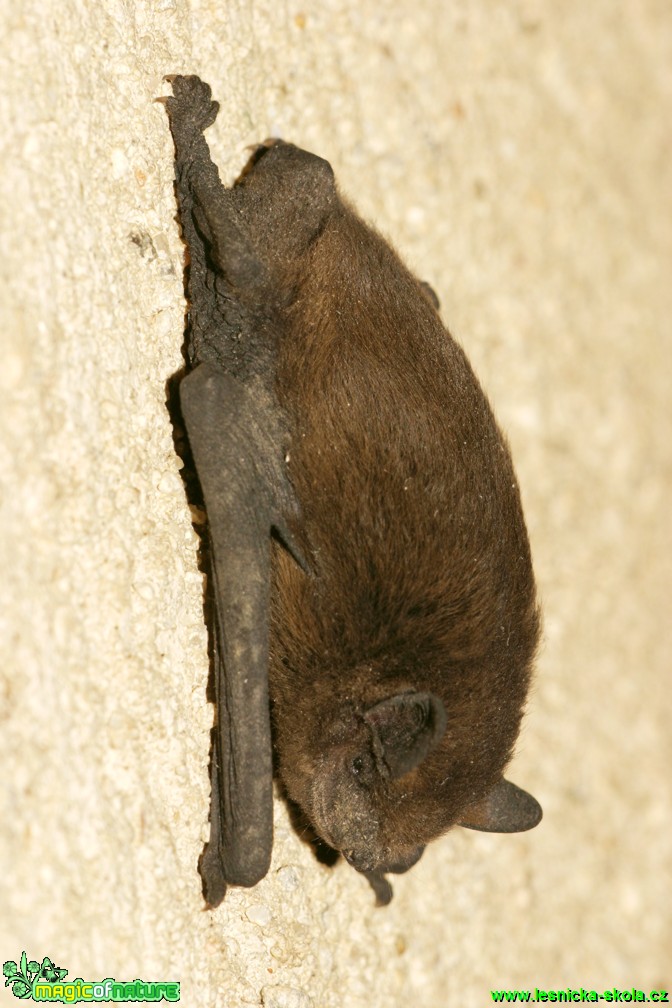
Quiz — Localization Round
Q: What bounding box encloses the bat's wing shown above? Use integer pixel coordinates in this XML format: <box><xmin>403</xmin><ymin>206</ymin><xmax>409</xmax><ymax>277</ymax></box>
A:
<box><xmin>180</xmin><ymin>363</ymin><xmax>304</xmax><ymax>905</ymax></box>
<box><xmin>163</xmin><ymin>76</ymin><xmax>310</xmax><ymax>906</ymax></box>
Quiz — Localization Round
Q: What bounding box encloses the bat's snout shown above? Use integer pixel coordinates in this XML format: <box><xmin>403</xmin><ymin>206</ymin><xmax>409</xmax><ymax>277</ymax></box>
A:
<box><xmin>342</xmin><ymin>849</ymin><xmax>375</xmax><ymax>873</ymax></box>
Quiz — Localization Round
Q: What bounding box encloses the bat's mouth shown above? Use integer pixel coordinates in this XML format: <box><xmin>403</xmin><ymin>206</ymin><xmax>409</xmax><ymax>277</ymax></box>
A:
<box><xmin>343</xmin><ymin>844</ymin><xmax>425</xmax><ymax>875</ymax></box>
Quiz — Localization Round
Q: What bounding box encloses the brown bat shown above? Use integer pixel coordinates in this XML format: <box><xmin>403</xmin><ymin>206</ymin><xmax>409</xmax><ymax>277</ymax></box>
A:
<box><xmin>161</xmin><ymin>75</ymin><xmax>542</xmax><ymax>907</ymax></box>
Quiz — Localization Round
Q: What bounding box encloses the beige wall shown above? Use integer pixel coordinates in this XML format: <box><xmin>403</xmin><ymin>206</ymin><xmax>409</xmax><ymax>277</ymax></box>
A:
<box><xmin>1</xmin><ymin>1</ymin><xmax>670</xmax><ymax>1005</ymax></box>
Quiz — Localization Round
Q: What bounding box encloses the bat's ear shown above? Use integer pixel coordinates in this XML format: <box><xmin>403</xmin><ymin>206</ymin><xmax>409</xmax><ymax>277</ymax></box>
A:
<box><xmin>364</xmin><ymin>692</ymin><xmax>447</xmax><ymax>779</ymax></box>
<box><xmin>457</xmin><ymin>779</ymin><xmax>542</xmax><ymax>833</ymax></box>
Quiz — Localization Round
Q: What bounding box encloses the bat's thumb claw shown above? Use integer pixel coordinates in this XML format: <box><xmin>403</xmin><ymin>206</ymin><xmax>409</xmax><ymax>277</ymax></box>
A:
<box><xmin>199</xmin><ymin>843</ymin><xmax>227</xmax><ymax>909</ymax></box>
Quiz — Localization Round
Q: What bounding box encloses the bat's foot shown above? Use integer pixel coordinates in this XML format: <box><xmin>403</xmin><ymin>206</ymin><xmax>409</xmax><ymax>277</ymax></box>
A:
<box><xmin>160</xmin><ymin>74</ymin><xmax>219</xmax><ymax>141</ymax></box>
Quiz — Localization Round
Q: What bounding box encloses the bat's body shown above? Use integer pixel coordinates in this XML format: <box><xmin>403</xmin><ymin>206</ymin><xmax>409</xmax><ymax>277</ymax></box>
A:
<box><xmin>163</xmin><ymin>76</ymin><xmax>541</xmax><ymax>907</ymax></box>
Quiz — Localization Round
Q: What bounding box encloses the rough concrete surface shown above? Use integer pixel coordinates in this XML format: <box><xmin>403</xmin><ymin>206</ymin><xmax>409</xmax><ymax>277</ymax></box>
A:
<box><xmin>1</xmin><ymin>1</ymin><xmax>671</xmax><ymax>1005</ymax></box>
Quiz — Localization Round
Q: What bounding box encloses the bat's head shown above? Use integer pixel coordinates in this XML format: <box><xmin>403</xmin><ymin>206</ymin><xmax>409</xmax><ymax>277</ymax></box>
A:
<box><xmin>302</xmin><ymin>689</ymin><xmax>542</xmax><ymax>883</ymax></box>
<box><xmin>309</xmin><ymin>691</ymin><xmax>446</xmax><ymax>874</ymax></box>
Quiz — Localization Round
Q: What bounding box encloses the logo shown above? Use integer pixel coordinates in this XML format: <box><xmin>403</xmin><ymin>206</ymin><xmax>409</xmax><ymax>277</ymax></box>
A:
<box><xmin>3</xmin><ymin>953</ymin><xmax>180</xmax><ymax>1002</ymax></box>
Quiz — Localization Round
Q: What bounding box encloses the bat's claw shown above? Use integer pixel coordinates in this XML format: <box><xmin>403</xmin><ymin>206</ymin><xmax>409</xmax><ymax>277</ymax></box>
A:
<box><xmin>161</xmin><ymin>74</ymin><xmax>219</xmax><ymax>137</ymax></box>
<box><xmin>199</xmin><ymin>840</ymin><xmax>227</xmax><ymax>908</ymax></box>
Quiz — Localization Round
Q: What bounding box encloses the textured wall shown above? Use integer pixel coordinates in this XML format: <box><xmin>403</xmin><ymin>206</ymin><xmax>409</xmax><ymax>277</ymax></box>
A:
<box><xmin>1</xmin><ymin>1</ymin><xmax>671</xmax><ymax>1005</ymax></box>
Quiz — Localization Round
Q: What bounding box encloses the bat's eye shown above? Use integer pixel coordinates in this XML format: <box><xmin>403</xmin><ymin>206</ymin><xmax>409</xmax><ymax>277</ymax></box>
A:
<box><xmin>350</xmin><ymin>752</ymin><xmax>375</xmax><ymax>784</ymax></box>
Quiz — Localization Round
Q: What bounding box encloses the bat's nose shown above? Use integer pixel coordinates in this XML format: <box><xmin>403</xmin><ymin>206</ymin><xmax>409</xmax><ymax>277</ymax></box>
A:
<box><xmin>343</xmin><ymin>849</ymin><xmax>376</xmax><ymax>872</ymax></box>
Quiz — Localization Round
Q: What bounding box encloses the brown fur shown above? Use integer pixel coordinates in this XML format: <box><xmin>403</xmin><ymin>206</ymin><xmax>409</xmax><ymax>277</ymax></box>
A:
<box><xmin>268</xmin><ymin>204</ymin><xmax>539</xmax><ymax>870</ymax></box>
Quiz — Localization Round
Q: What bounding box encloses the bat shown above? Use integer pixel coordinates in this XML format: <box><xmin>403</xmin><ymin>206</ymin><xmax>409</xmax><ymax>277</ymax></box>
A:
<box><xmin>161</xmin><ymin>75</ymin><xmax>542</xmax><ymax>907</ymax></box>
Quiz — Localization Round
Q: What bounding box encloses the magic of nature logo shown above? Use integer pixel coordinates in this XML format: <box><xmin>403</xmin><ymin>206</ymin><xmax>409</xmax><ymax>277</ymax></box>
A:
<box><xmin>3</xmin><ymin>952</ymin><xmax>180</xmax><ymax>1002</ymax></box>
